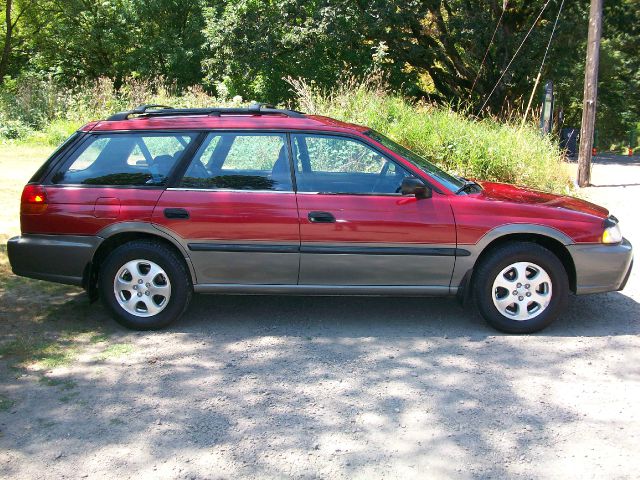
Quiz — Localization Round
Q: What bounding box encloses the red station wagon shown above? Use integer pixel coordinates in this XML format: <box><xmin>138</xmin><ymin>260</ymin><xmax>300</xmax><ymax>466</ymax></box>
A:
<box><xmin>7</xmin><ymin>104</ymin><xmax>633</xmax><ymax>333</ymax></box>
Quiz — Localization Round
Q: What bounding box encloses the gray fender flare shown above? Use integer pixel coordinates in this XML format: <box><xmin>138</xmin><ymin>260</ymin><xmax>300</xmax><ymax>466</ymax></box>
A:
<box><xmin>95</xmin><ymin>222</ymin><xmax>198</xmax><ymax>284</ymax></box>
<box><xmin>451</xmin><ymin>223</ymin><xmax>573</xmax><ymax>290</ymax></box>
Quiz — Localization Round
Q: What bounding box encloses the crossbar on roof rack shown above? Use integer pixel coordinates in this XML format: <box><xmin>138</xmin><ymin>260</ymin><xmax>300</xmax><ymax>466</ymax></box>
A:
<box><xmin>106</xmin><ymin>103</ymin><xmax>305</xmax><ymax>121</ymax></box>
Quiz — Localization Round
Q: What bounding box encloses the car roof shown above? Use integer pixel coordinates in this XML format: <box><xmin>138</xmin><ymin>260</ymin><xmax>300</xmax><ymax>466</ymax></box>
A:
<box><xmin>80</xmin><ymin>114</ymin><xmax>369</xmax><ymax>134</ymax></box>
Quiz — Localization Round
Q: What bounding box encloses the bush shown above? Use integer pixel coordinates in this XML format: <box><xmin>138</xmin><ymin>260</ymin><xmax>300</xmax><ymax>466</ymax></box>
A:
<box><xmin>23</xmin><ymin>119</ymin><xmax>82</xmax><ymax>146</ymax></box>
<box><xmin>0</xmin><ymin>74</ymin><xmax>571</xmax><ymax>193</ymax></box>
<box><xmin>288</xmin><ymin>76</ymin><xmax>571</xmax><ymax>193</ymax></box>
<box><xmin>0</xmin><ymin>117</ymin><xmax>33</xmax><ymax>140</ymax></box>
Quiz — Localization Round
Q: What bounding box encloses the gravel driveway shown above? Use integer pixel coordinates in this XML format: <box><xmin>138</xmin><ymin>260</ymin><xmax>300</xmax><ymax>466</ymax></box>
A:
<box><xmin>1</xmin><ymin>155</ymin><xmax>639</xmax><ymax>479</ymax></box>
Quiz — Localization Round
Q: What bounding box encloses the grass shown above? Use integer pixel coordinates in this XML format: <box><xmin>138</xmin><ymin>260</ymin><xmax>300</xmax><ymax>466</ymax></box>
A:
<box><xmin>0</xmin><ymin>145</ymin><xmax>110</xmax><ymax>375</ymax></box>
<box><xmin>38</xmin><ymin>376</ymin><xmax>76</xmax><ymax>390</ymax></box>
<box><xmin>0</xmin><ymin>144</ymin><xmax>52</xmax><ymax>236</ymax></box>
<box><xmin>0</xmin><ymin>394</ymin><xmax>14</xmax><ymax>411</ymax></box>
<box><xmin>0</xmin><ymin>335</ymin><xmax>80</xmax><ymax>369</ymax></box>
<box><xmin>289</xmin><ymin>77</ymin><xmax>572</xmax><ymax>194</ymax></box>
<box><xmin>97</xmin><ymin>343</ymin><xmax>133</xmax><ymax>360</ymax></box>
<box><xmin>0</xmin><ymin>144</ymin><xmax>115</xmax><ymax>374</ymax></box>
<box><xmin>90</xmin><ymin>333</ymin><xmax>110</xmax><ymax>344</ymax></box>
<box><xmin>1</xmin><ymin>75</ymin><xmax>571</xmax><ymax>192</ymax></box>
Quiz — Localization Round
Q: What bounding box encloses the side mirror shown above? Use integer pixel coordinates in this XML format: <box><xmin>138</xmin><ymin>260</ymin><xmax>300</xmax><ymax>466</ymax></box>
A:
<box><xmin>401</xmin><ymin>177</ymin><xmax>432</xmax><ymax>199</ymax></box>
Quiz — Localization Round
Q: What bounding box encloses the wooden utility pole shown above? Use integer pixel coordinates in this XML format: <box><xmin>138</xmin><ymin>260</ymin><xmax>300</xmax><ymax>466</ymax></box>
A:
<box><xmin>577</xmin><ymin>0</ymin><xmax>603</xmax><ymax>187</ymax></box>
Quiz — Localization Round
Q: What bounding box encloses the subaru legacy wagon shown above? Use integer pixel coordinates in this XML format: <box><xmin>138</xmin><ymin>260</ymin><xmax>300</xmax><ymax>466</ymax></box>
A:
<box><xmin>7</xmin><ymin>104</ymin><xmax>633</xmax><ymax>333</ymax></box>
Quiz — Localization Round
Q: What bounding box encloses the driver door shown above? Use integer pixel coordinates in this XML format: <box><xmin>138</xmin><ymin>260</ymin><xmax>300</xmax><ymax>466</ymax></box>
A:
<box><xmin>293</xmin><ymin>133</ymin><xmax>457</xmax><ymax>287</ymax></box>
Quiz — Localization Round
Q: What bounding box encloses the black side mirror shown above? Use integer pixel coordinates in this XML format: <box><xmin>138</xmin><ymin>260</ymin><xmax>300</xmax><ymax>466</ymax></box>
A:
<box><xmin>401</xmin><ymin>177</ymin><xmax>432</xmax><ymax>199</ymax></box>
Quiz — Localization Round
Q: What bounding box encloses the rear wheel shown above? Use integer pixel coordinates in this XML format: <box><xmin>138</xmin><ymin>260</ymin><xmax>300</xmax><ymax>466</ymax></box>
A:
<box><xmin>473</xmin><ymin>242</ymin><xmax>569</xmax><ymax>333</ymax></box>
<box><xmin>99</xmin><ymin>240</ymin><xmax>192</xmax><ymax>330</ymax></box>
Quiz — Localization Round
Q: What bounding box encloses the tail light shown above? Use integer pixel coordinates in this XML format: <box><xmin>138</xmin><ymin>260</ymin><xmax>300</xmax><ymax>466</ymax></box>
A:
<box><xmin>21</xmin><ymin>184</ymin><xmax>48</xmax><ymax>214</ymax></box>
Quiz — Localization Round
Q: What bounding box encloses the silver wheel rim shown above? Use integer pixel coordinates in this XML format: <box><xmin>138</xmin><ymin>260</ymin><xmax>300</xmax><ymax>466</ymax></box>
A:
<box><xmin>491</xmin><ymin>261</ymin><xmax>552</xmax><ymax>321</ymax></box>
<box><xmin>113</xmin><ymin>259</ymin><xmax>171</xmax><ymax>317</ymax></box>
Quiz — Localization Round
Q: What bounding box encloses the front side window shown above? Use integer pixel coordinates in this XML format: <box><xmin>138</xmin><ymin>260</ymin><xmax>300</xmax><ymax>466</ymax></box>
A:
<box><xmin>292</xmin><ymin>134</ymin><xmax>411</xmax><ymax>194</ymax></box>
<box><xmin>365</xmin><ymin>130</ymin><xmax>465</xmax><ymax>192</ymax></box>
<box><xmin>51</xmin><ymin>133</ymin><xmax>195</xmax><ymax>186</ymax></box>
<box><xmin>180</xmin><ymin>133</ymin><xmax>292</xmax><ymax>191</ymax></box>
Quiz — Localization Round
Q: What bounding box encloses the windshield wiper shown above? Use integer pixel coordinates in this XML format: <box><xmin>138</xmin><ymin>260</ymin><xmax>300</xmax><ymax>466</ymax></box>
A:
<box><xmin>455</xmin><ymin>179</ymin><xmax>481</xmax><ymax>194</ymax></box>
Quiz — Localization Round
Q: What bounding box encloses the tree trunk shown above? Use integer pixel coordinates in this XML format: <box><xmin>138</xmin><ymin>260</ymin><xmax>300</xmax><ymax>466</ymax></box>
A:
<box><xmin>0</xmin><ymin>0</ymin><xmax>14</xmax><ymax>84</ymax></box>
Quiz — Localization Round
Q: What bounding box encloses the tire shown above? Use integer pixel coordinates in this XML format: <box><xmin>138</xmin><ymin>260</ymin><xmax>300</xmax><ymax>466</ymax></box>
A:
<box><xmin>473</xmin><ymin>242</ymin><xmax>568</xmax><ymax>333</ymax></box>
<box><xmin>99</xmin><ymin>240</ymin><xmax>192</xmax><ymax>330</ymax></box>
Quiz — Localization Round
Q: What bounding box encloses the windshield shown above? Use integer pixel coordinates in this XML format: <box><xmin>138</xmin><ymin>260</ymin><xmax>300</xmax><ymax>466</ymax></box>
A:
<box><xmin>365</xmin><ymin>130</ymin><xmax>465</xmax><ymax>192</ymax></box>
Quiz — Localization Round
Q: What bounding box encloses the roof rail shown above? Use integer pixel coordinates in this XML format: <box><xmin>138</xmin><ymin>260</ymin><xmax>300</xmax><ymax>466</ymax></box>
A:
<box><xmin>106</xmin><ymin>103</ymin><xmax>305</xmax><ymax>121</ymax></box>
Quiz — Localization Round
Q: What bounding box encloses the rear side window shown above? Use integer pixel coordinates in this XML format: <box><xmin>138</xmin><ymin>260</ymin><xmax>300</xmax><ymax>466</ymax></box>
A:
<box><xmin>29</xmin><ymin>132</ymin><xmax>81</xmax><ymax>183</ymax></box>
<box><xmin>51</xmin><ymin>133</ymin><xmax>196</xmax><ymax>186</ymax></box>
<box><xmin>180</xmin><ymin>132</ymin><xmax>291</xmax><ymax>191</ymax></box>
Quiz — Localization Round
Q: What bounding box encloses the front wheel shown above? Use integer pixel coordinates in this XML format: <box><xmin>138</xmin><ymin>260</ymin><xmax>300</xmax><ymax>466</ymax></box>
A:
<box><xmin>99</xmin><ymin>240</ymin><xmax>192</xmax><ymax>330</ymax></box>
<box><xmin>473</xmin><ymin>242</ymin><xmax>569</xmax><ymax>333</ymax></box>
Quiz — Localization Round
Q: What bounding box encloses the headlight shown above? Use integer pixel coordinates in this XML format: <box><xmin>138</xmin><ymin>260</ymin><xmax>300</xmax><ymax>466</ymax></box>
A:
<box><xmin>602</xmin><ymin>223</ymin><xmax>622</xmax><ymax>244</ymax></box>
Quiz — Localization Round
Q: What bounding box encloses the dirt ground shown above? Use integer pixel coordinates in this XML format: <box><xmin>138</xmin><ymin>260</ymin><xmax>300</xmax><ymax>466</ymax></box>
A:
<box><xmin>1</xmin><ymin>146</ymin><xmax>638</xmax><ymax>479</ymax></box>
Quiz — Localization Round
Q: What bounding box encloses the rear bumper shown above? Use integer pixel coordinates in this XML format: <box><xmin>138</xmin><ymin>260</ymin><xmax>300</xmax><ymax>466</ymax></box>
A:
<box><xmin>567</xmin><ymin>237</ymin><xmax>633</xmax><ymax>294</ymax></box>
<box><xmin>7</xmin><ymin>234</ymin><xmax>100</xmax><ymax>287</ymax></box>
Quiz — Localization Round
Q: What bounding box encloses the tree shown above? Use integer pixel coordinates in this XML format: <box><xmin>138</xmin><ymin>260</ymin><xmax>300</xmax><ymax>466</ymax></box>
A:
<box><xmin>202</xmin><ymin>1</ymin><xmax>575</xmax><ymax>109</ymax></box>
<box><xmin>0</xmin><ymin>0</ymin><xmax>38</xmax><ymax>82</ymax></box>
<box><xmin>21</xmin><ymin>0</ymin><xmax>205</xmax><ymax>88</ymax></box>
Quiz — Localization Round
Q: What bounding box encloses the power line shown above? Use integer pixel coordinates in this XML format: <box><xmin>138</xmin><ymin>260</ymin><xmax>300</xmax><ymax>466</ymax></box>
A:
<box><xmin>476</xmin><ymin>0</ymin><xmax>552</xmax><ymax>117</ymax></box>
<box><xmin>521</xmin><ymin>0</ymin><xmax>566</xmax><ymax>127</ymax></box>
<box><xmin>469</xmin><ymin>7</ymin><xmax>506</xmax><ymax>98</ymax></box>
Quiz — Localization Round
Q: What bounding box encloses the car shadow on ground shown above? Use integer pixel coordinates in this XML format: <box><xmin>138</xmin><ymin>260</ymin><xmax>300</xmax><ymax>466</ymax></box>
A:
<box><xmin>175</xmin><ymin>290</ymin><xmax>640</xmax><ymax>338</ymax></box>
<box><xmin>2</xmin><ymin>289</ymin><xmax>639</xmax><ymax>478</ymax></box>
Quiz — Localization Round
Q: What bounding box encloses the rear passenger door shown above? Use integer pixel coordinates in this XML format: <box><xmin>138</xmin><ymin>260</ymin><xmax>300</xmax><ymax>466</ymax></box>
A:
<box><xmin>41</xmin><ymin>132</ymin><xmax>196</xmax><ymax>236</ymax></box>
<box><xmin>153</xmin><ymin>132</ymin><xmax>300</xmax><ymax>285</ymax></box>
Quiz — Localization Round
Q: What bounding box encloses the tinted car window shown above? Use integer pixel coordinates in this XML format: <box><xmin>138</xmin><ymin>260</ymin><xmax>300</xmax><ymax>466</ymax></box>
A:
<box><xmin>365</xmin><ymin>130</ymin><xmax>465</xmax><ymax>192</ymax></box>
<box><xmin>51</xmin><ymin>133</ymin><xmax>195</xmax><ymax>186</ymax></box>
<box><xmin>180</xmin><ymin>133</ymin><xmax>292</xmax><ymax>191</ymax></box>
<box><xmin>291</xmin><ymin>134</ymin><xmax>410</xmax><ymax>194</ymax></box>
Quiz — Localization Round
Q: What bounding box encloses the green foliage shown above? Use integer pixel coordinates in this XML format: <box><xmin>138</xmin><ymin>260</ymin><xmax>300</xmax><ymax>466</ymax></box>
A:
<box><xmin>0</xmin><ymin>75</ymin><xmax>570</xmax><ymax>192</ymax></box>
<box><xmin>0</xmin><ymin>0</ymin><xmax>638</xmax><ymax>145</ymax></box>
<box><xmin>291</xmin><ymin>77</ymin><xmax>570</xmax><ymax>193</ymax></box>
<box><xmin>17</xmin><ymin>0</ymin><xmax>205</xmax><ymax>89</ymax></box>
<box><xmin>202</xmin><ymin>0</ymin><xmax>383</xmax><ymax>102</ymax></box>
<box><xmin>0</xmin><ymin>335</ymin><xmax>78</xmax><ymax>368</ymax></box>
<box><xmin>0</xmin><ymin>394</ymin><xmax>14</xmax><ymax>411</ymax></box>
<box><xmin>0</xmin><ymin>76</ymin><xmax>233</xmax><ymax>142</ymax></box>
<box><xmin>97</xmin><ymin>343</ymin><xmax>133</xmax><ymax>360</ymax></box>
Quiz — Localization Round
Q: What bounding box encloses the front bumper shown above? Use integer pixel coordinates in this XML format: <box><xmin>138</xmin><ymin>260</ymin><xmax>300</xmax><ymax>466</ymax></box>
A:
<box><xmin>567</xmin><ymin>237</ymin><xmax>633</xmax><ymax>294</ymax></box>
<box><xmin>7</xmin><ymin>234</ymin><xmax>101</xmax><ymax>287</ymax></box>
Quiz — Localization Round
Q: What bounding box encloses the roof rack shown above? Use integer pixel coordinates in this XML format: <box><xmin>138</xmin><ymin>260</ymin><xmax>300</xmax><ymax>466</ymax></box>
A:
<box><xmin>106</xmin><ymin>102</ymin><xmax>305</xmax><ymax>121</ymax></box>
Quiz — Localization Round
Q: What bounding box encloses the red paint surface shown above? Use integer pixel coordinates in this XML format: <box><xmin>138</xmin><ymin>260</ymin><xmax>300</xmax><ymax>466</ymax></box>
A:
<box><xmin>297</xmin><ymin>193</ymin><xmax>456</xmax><ymax>245</ymax></box>
<box><xmin>80</xmin><ymin>114</ymin><xmax>369</xmax><ymax>135</ymax></box>
<box><xmin>153</xmin><ymin>190</ymin><xmax>300</xmax><ymax>242</ymax></box>
<box><xmin>450</xmin><ymin>182</ymin><xmax>607</xmax><ymax>244</ymax></box>
<box><xmin>21</xmin><ymin>186</ymin><xmax>162</xmax><ymax>235</ymax></box>
<box><xmin>24</xmin><ymin>115</ymin><xmax>610</xmax><ymax>246</ymax></box>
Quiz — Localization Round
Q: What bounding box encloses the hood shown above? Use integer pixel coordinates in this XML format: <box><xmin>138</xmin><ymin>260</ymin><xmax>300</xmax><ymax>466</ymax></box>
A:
<box><xmin>476</xmin><ymin>181</ymin><xmax>609</xmax><ymax>218</ymax></box>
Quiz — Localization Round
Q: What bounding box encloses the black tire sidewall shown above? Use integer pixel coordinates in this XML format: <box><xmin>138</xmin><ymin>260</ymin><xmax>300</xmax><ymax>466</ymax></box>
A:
<box><xmin>474</xmin><ymin>243</ymin><xmax>568</xmax><ymax>334</ymax></box>
<box><xmin>99</xmin><ymin>241</ymin><xmax>191</xmax><ymax>330</ymax></box>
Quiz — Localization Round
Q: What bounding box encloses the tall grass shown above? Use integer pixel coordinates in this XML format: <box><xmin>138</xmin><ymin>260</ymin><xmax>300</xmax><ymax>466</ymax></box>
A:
<box><xmin>288</xmin><ymin>76</ymin><xmax>570</xmax><ymax>193</ymax></box>
<box><xmin>0</xmin><ymin>75</ymin><xmax>571</xmax><ymax>193</ymax></box>
<box><xmin>0</xmin><ymin>76</ymin><xmax>234</xmax><ymax>144</ymax></box>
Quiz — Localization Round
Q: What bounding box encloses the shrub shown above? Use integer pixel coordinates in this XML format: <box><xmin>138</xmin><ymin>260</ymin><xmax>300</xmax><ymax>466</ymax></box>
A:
<box><xmin>287</xmin><ymin>76</ymin><xmax>571</xmax><ymax>193</ymax></box>
<box><xmin>0</xmin><ymin>117</ymin><xmax>33</xmax><ymax>140</ymax></box>
<box><xmin>0</xmin><ymin>74</ymin><xmax>571</xmax><ymax>193</ymax></box>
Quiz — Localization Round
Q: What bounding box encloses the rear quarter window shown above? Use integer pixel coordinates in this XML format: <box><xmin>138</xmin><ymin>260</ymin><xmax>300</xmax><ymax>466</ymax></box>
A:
<box><xmin>50</xmin><ymin>133</ymin><xmax>196</xmax><ymax>187</ymax></box>
<box><xmin>29</xmin><ymin>132</ymin><xmax>82</xmax><ymax>183</ymax></box>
